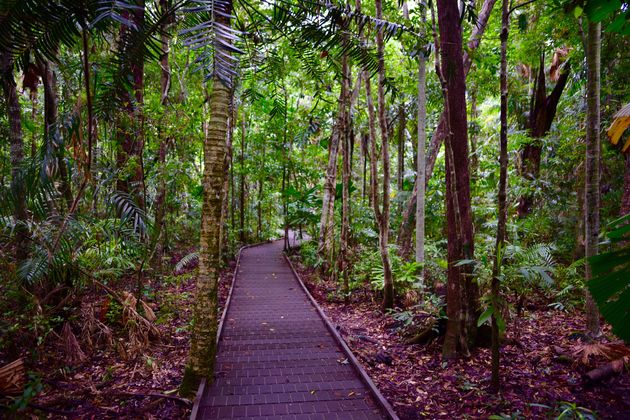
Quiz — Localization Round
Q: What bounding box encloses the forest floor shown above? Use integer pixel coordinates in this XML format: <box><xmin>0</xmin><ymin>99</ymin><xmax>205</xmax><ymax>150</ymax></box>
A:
<box><xmin>287</xmin><ymin>253</ymin><xmax>630</xmax><ymax>420</ymax></box>
<box><xmin>0</xmin><ymin>251</ymin><xmax>235</xmax><ymax>419</ymax></box>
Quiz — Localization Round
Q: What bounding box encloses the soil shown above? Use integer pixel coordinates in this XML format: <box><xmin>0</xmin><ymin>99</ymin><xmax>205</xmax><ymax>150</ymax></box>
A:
<box><xmin>287</xmin><ymin>255</ymin><xmax>630</xmax><ymax>420</ymax></box>
<box><xmin>0</xmin><ymin>252</ymin><xmax>235</xmax><ymax>419</ymax></box>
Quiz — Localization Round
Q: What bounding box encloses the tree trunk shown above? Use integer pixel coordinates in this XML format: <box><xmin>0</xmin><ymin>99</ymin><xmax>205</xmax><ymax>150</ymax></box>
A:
<box><xmin>375</xmin><ymin>0</ymin><xmax>394</xmax><ymax>311</ymax></box>
<box><xmin>40</xmin><ymin>59</ymin><xmax>74</xmax><ymax>210</ymax></box>
<box><xmin>397</xmin><ymin>0</ymin><xmax>497</xmax><ymax>256</ymax></box>
<box><xmin>490</xmin><ymin>0</ymin><xmax>509</xmax><ymax>392</ymax></box>
<box><xmin>397</xmin><ymin>103</ymin><xmax>405</xmax><ymax>191</ymax></box>
<box><xmin>437</xmin><ymin>0</ymin><xmax>477</xmax><ymax>359</ymax></box>
<box><xmin>517</xmin><ymin>55</ymin><xmax>570</xmax><ymax>217</ymax></box>
<box><xmin>182</xmin><ymin>0</ymin><xmax>233</xmax><ymax>394</ymax></box>
<box><xmin>182</xmin><ymin>74</ymin><xmax>231</xmax><ymax>394</ymax></box>
<box><xmin>220</xmin><ymin>94</ymin><xmax>235</xmax><ymax>260</ymax></box>
<box><xmin>584</xmin><ymin>21</ymin><xmax>601</xmax><ymax>337</ymax></box>
<box><xmin>339</xmin><ymin>49</ymin><xmax>351</xmax><ymax>299</ymax></box>
<box><xmin>469</xmin><ymin>88</ymin><xmax>479</xmax><ymax>184</ymax></box>
<box><xmin>239</xmin><ymin>113</ymin><xmax>246</xmax><ymax>243</ymax></box>
<box><xmin>416</xmin><ymin>10</ymin><xmax>428</xmax><ymax>274</ymax></box>
<box><xmin>318</xmin><ymin>102</ymin><xmax>343</xmax><ymax>272</ymax></box>
<box><xmin>1</xmin><ymin>50</ymin><xmax>28</xmax><ymax>264</ymax></box>
<box><xmin>153</xmin><ymin>0</ymin><xmax>174</xmax><ymax>261</ymax></box>
<box><xmin>116</xmin><ymin>1</ymin><xmax>146</xmax><ymax>210</ymax></box>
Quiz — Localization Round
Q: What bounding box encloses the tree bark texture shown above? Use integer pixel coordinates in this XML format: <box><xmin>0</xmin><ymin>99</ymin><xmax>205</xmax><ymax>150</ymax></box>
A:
<box><xmin>437</xmin><ymin>0</ymin><xmax>477</xmax><ymax>358</ymax></box>
<box><xmin>584</xmin><ymin>21</ymin><xmax>601</xmax><ymax>337</ymax></box>
<box><xmin>397</xmin><ymin>0</ymin><xmax>497</xmax><ymax>258</ymax></box>
<box><xmin>185</xmin><ymin>73</ymin><xmax>230</xmax><ymax>385</ymax></box>
<box><xmin>184</xmin><ymin>1</ymin><xmax>232</xmax><ymax>389</ymax></box>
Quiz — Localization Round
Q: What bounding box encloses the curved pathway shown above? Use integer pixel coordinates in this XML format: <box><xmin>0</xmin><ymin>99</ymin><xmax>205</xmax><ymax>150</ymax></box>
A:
<box><xmin>194</xmin><ymin>240</ymin><xmax>388</xmax><ymax>419</ymax></box>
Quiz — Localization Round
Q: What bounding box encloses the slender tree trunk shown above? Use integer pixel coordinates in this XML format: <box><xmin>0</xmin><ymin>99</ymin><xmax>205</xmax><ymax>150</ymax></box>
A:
<box><xmin>416</xmin><ymin>11</ymin><xmax>427</xmax><ymax>274</ymax></box>
<box><xmin>584</xmin><ymin>21</ymin><xmax>601</xmax><ymax>337</ymax></box>
<box><xmin>153</xmin><ymin>0</ymin><xmax>174</xmax><ymax>260</ymax></box>
<box><xmin>339</xmin><ymin>49</ymin><xmax>351</xmax><ymax>300</ymax></box>
<box><xmin>375</xmin><ymin>0</ymin><xmax>394</xmax><ymax>311</ymax></box>
<box><xmin>257</xmin><ymin>142</ymin><xmax>265</xmax><ymax>240</ymax></box>
<box><xmin>397</xmin><ymin>103</ymin><xmax>405</xmax><ymax>191</ymax></box>
<box><xmin>437</xmin><ymin>0</ymin><xmax>477</xmax><ymax>359</ymax></box>
<box><xmin>1</xmin><ymin>51</ymin><xmax>28</xmax><ymax>264</ymax></box>
<box><xmin>318</xmin><ymin>104</ymin><xmax>343</xmax><ymax>272</ymax></box>
<box><xmin>469</xmin><ymin>88</ymin><xmax>479</xmax><ymax>185</ymax></box>
<box><xmin>40</xmin><ymin>59</ymin><xmax>73</xmax><ymax>210</ymax></box>
<box><xmin>490</xmin><ymin>0</ymin><xmax>509</xmax><ymax>392</ymax></box>
<box><xmin>116</xmin><ymin>1</ymin><xmax>146</xmax><ymax>210</ymax></box>
<box><xmin>397</xmin><ymin>0</ymin><xmax>497</xmax><ymax>256</ymax></box>
<box><xmin>239</xmin><ymin>113</ymin><xmax>246</xmax><ymax>243</ymax></box>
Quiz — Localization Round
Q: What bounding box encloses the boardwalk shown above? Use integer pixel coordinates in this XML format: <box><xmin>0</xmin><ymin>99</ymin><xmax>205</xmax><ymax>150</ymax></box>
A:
<box><xmin>193</xmin><ymin>240</ymin><xmax>389</xmax><ymax>419</ymax></box>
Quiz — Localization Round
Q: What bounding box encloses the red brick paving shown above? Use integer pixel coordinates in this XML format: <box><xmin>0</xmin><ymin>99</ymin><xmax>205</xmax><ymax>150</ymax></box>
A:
<box><xmin>195</xmin><ymin>241</ymin><xmax>386</xmax><ymax>419</ymax></box>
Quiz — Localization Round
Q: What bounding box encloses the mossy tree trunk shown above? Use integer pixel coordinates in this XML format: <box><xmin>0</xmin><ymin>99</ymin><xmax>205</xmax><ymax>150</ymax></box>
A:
<box><xmin>181</xmin><ymin>0</ymin><xmax>233</xmax><ymax>394</ymax></box>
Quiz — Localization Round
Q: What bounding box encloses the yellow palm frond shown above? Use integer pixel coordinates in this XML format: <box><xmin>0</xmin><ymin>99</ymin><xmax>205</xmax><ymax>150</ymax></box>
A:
<box><xmin>608</xmin><ymin>103</ymin><xmax>630</xmax><ymax>153</ymax></box>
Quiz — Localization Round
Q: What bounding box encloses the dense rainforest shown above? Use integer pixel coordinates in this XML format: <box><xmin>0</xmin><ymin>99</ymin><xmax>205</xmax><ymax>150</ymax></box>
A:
<box><xmin>0</xmin><ymin>0</ymin><xmax>629</xmax><ymax>418</ymax></box>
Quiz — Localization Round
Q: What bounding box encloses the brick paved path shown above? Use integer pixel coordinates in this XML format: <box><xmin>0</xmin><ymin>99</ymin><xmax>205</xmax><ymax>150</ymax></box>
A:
<box><xmin>195</xmin><ymin>240</ymin><xmax>387</xmax><ymax>419</ymax></box>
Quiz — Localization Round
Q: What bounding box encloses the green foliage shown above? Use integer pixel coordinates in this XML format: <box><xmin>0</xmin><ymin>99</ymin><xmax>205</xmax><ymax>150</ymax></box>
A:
<box><xmin>10</xmin><ymin>373</ymin><xmax>43</xmax><ymax>412</ymax></box>
<box><xmin>530</xmin><ymin>401</ymin><xmax>597</xmax><ymax>420</ymax></box>
<box><xmin>588</xmin><ymin>214</ymin><xmax>630</xmax><ymax>342</ymax></box>
<box><xmin>351</xmin><ymin>245</ymin><xmax>422</xmax><ymax>295</ymax></box>
<box><xmin>299</xmin><ymin>240</ymin><xmax>321</xmax><ymax>269</ymax></box>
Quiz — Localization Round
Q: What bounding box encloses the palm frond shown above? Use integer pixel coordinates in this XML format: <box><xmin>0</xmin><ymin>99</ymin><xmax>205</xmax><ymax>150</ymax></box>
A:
<box><xmin>181</xmin><ymin>0</ymin><xmax>243</xmax><ymax>86</ymax></box>
<box><xmin>174</xmin><ymin>251</ymin><xmax>199</xmax><ymax>274</ymax></box>
<box><xmin>108</xmin><ymin>191</ymin><xmax>149</xmax><ymax>239</ymax></box>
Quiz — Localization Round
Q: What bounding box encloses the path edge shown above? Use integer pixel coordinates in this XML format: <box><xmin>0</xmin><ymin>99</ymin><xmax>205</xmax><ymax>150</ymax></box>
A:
<box><xmin>283</xmin><ymin>253</ymin><xmax>400</xmax><ymax>420</ymax></box>
<box><xmin>190</xmin><ymin>240</ymin><xmax>272</xmax><ymax>420</ymax></box>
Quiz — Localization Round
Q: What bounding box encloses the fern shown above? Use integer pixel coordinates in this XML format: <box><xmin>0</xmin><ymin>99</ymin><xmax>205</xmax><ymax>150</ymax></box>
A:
<box><xmin>174</xmin><ymin>252</ymin><xmax>199</xmax><ymax>274</ymax></box>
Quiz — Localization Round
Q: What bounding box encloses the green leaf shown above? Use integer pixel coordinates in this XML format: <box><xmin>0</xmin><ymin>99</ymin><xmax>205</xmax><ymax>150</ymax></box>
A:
<box><xmin>574</xmin><ymin>6</ymin><xmax>584</xmax><ymax>18</ymax></box>
<box><xmin>584</xmin><ymin>0</ymin><xmax>622</xmax><ymax>23</ymax></box>
<box><xmin>477</xmin><ymin>307</ymin><xmax>493</xmax><ymax>327</ymax></box>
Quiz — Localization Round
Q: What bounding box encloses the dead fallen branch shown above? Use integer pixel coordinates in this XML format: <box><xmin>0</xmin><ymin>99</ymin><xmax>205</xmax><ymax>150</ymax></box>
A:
<box><xmin>0</xmin><ymin>358</ymin><xmax>25</xmax><ymax>395</ymax></box>
<box><xmin>583</xmin><ymin>358</ymin><xmax>628</xmax><ymax>384</ymax></box>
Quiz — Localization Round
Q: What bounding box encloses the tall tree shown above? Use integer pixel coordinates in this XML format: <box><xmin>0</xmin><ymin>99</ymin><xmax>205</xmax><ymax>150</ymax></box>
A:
<box><xmin>416</xmin><ymin>6</ymin><xmax>427</xmax><ymax>273</ymax></box>
<box><xmin>182</xmin><ymin>0</ymin><xmax>234</xmax><ymax>393</ymax></box>
<box><xmin>1</xmin><ymin>50</ymin><xmax>28</xmax><ymax>264</ymax></box>
<box><xmin>437</xmin><ymin>0</ymin><xmax>478</xmax><ymax>358</ymax></box>
<box><xmin>397</xmin><ymin>0</ymin><xmax>497</xmax><ymax>259</ymax></box>
<box><xmin>153</xmin><ymin>0</ymin><xmax>175</xmax><ymax>260</ymax></box>
<box><xmin>116</xmin><ymin>0</ymin><xmax>147</xmax><ymax>209</ymax></box>
<box><xmin>584</xmin><ymin>20</ymin><xmax>601</xmax><ymax>337</ymax></box>
<box><xmin>375</xmin><ymin>0</ymin><xmax>394</xmax><ymax>310</ymax></box>
<box><xmin>490</xmin><ymin>0</ymin><xmax>510</xmax><ymax>391</ymax></box>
